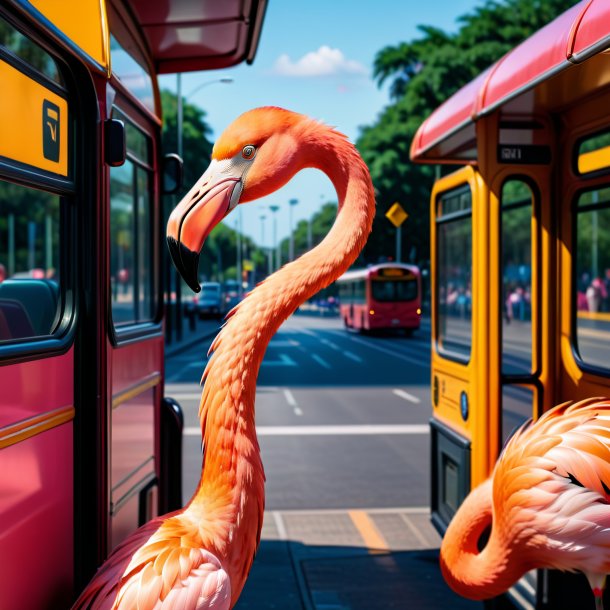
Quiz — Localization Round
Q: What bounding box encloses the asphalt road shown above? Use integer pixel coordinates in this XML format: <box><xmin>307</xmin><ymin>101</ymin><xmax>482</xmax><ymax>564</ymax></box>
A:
<box><xmin>165</xmin><ymin>313</ymin><xmax>432</xmax><ymax>511</ymax></box>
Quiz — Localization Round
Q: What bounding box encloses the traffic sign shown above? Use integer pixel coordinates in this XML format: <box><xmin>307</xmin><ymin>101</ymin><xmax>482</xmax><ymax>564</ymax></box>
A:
<box><xmin>386</xmin><ymin>202</ymin><xmax>408</xmax><ymax>227</ymax></box>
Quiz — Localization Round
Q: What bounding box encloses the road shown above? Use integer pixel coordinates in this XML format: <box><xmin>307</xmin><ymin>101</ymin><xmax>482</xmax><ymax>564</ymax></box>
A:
<box><xmin>165</xmin><ymin>313</ymin><xmax>481</xmax><ymax>609</ymax></box>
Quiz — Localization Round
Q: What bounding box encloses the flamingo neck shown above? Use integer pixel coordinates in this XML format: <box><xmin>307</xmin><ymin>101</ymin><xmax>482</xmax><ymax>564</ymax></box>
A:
<box><xmin>440</xmin><ymin>479</ymin><xmax>525</xmax><ymax>600</ymax></box>
<box><xmin>188</xmin><ymin>123</ymin><xmax>375</xmax><ymax>598</ymax></box>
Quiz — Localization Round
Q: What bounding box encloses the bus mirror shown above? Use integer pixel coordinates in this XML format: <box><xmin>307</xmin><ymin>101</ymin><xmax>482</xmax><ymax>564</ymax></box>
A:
<box><xmin>104</xmin><ymin>119</ymin><xmax>126</xmax><ymax>167</ymax></box>
<box><xmin>162</xmin><ymin>153</ymin><xmax>184</xmax><ymax>195</ymax></box>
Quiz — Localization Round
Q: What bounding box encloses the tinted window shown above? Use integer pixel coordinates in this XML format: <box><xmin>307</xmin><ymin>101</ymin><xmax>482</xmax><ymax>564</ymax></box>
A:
<box><xmin>574</xmin><ymin>186</ymin><xmax>610</xmax><ymax>371</ymax></box>
<box><xmin>437</xmin><ymin>187</ymin><xmax>472</xmax><ymax>360</ymax></box>
<box><xmin>372</xmin><ymin>279</ymin><xmax>417</xmax><ymax>302</ymax></box>
<box><xmin>501</xmin><ymin>180</ymin><xmax>533</xmax><ymax>375</ymax></box>
<box><xmin>110</xmin><ymin>110</ymin><xmax>156</xmax><ymax>327</ymax></box>
<box><xmin>0</xmin><ymin>180</ymin><xmax>61</xmax><ymax>341</ymax></box>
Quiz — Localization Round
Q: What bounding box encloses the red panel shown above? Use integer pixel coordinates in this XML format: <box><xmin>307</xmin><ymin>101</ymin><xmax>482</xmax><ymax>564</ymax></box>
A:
<box><xmin>111</xmin><ymin>335</ymin><xmax>162</xmax><ymax>396</ymax></box>
<box><xmin>0</xmin><ymin>424</ymin><xmax>74</xmax><ymax>610</ymax></box>
<box><xmin>570</xmin><ymin>0</ymin><xmax>610</xmax><ymax>59</ymax></box>
<box><xmin>478</xmin><ymin>2</ymin><xmax>582</xmax><ymax>114</ymax></box>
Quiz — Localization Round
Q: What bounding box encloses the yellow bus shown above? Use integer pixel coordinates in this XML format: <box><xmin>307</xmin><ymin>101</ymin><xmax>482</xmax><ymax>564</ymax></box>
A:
<box><xmin>411</xmin><ymin>1</ymin><xmax>610</xmax><ymax>607</ymax></box>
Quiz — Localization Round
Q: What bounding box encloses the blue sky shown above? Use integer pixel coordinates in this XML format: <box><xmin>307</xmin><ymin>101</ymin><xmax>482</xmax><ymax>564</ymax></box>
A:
<box><xmin>159</xmin><ymin>0</ymin><xmax>479</xmax><ymax>248</ymax></box>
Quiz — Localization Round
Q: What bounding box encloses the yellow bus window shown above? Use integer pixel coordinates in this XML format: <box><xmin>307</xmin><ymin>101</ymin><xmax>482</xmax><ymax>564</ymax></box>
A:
<box><xmin>501</xmin><ymin>180</ymin><xmax>533</xmax><ymax>375</ymax></box>
<box><xmin>575</xmin><ymin>186</ymin><xmax>610</xmax><ymax>371</ymax></box>
<box><xmin>0</xmin><ymin>16</ymin><xmax>63</xmax><ymax>85</ymax></box>
<box><xmin>577</xmin><ymin>130</ymin><xmax>610</xmax><ymax>176</ymax></box>
<box><xmin>436</xmin><ymin>186</ymin><xmax>472</xmax><ymax>361</ymax></box>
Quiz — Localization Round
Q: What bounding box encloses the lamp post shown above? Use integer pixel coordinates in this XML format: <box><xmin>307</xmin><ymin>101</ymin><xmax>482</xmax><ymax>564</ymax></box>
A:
<box><xmin>259</xmin><ymin>213</ymin><xmax>270</xmax><ymax>276</ymax></box>
<box><xmin>269</xmin><ymin>204</ymin><xmax>279</xmax><ymax>272</ymax></box>
<box><xmin>172</xmin><ymin>74</ymin><xmax>233</xmax><ymax>342</ymax></box>
<box><xmin>289</xmin><ymin>198</ymin><xmax>298</xmax><ymax>260</ymax></box>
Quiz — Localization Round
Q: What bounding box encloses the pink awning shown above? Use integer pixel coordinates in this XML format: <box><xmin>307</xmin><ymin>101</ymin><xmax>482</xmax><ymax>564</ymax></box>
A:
<box><xmin>411</xmin><ymin>0</ymin><xmax>610</xmax><ymax>162</ymax></box>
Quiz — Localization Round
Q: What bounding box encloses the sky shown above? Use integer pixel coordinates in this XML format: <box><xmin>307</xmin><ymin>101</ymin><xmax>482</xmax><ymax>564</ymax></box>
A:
<box><xmin>159</xmin><ymin>0</ymin><xmax>480</xmax><ymax>249</ymax></box>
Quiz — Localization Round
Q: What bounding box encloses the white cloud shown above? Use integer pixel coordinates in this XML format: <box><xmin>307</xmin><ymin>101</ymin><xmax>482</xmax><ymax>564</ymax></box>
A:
<box><xmin>273</xmin><ymin>46</ymin><xmax>367</xmax><ymax>77</ymax></box>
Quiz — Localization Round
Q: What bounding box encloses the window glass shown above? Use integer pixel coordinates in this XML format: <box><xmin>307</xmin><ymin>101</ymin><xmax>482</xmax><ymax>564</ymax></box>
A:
<box><xmin>110</xmin><ymin>110</ymin><xmax>156</xmax><ymax>327</ymax></box>
<box><xmin>110</xmin><ymin>35</ymin><xmax>154</xmax><ymax>113</ymax></box>
<box><xmin>577</xmin><ymin>130</ymin><xmax>610</xmax><ymax>176</ymax></box>
<box><xmin>0</xmin><ymin>180</ymin><xmax>61</xmax><ymax>340</ymax></box>
<box><xmin>437</xmin><ymin>187</ymin><xmax>472</xmax><ymax>360</ymax></box>
<box><xmin>372</xmin><ymin>279</ymin><xmax>417</xmax><ymax>302</ymax></box>
<box><xmin>0</xmin><ymin>16</ymin><xmax>63</xmax><ymax>85</ymax></box>
<box><xmin>501</xmin><ymin>385</ymin><xmax>534</xmax><ymax>449</ymax></box>
<box><xmin>501</xmin><ymin>180</ymin><xmax>533</xmax><ymax>375</ymax></box>
<box><xmin>575</xmin><ymin>187</ymin><xmax>610</xmax><ymax>370</ymax></box>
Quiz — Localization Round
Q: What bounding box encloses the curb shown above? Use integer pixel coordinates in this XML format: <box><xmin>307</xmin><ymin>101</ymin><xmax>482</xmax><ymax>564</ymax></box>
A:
<box><xmin>164</xmin><ymin>327</ymin><xmax>220</xmax><ymax>358</ymax></box>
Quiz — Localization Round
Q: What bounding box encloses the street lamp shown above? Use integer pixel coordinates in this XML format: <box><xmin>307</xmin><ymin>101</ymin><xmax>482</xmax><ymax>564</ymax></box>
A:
<box><xmin>269</xmin><ymin>204</ymin><xmax>279</xmax><ymax>272</ymax></box>
<box><xmin>172</xmin><ymin>74</ymin><xmax>233</xmax><ymax>342</ymax></box>
<box><xmin>288</xmin><ymin>198</ymin><xmax>298</xmax><ymax>261</ymax></box>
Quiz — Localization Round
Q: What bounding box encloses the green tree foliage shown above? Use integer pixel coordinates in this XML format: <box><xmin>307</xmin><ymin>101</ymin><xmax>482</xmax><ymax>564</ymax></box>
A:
<box><xmin>357</xmin><ymin>0</ymin><xmax>575</xmax><ymax>266</ymax></box>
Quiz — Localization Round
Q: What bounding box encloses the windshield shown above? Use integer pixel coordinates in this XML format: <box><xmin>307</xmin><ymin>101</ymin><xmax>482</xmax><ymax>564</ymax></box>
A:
<box><xmin>202</xmin><ymin>285</ymin><xmax>220</xmax><ymax>295</ymax></box>
<box><xmin>371</xmin><ymin>279</ymin><xmax>417</xmax><ymax>302</ymax></box>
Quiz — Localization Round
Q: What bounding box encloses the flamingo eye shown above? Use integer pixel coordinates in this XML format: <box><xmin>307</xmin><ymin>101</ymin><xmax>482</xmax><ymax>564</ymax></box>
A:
<box><xmin>241</xmin><ymin>145</ymin><xmax>256</xmax><ymax>160</ymax></box>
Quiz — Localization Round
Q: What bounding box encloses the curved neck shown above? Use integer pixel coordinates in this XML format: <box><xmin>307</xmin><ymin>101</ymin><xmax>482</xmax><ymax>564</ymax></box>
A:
<box><xmin>187</xmin><ymin>124</ymin><xmax>375</xmax><ymax>593</ymax></box>
<box><xmin>440</xmin><ymin>479</ymin><xmax>525</xmax><ymax>600</ymax></box>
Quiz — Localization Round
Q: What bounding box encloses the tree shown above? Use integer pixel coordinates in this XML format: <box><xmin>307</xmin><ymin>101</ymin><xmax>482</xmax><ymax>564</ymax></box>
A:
<box><xmin>357</xmin><ymin>0</ymin><xmax>575</xmax><ymax>267</ymax></box>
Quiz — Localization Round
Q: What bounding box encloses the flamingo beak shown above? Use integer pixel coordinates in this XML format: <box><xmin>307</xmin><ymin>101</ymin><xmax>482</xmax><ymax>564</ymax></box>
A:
<box><xmin>167</xmin><ymin>160</ymin><xmax>243</xmax><ymax>292</ymax></box>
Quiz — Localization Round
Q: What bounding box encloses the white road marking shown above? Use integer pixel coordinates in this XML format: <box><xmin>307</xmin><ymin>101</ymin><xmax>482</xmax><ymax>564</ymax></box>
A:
<box><xmin>166</xmin><ymin>392</ymin><xmax>202</xmax><ymax>400</ymax></box>
<box><xmin>320</xmin><ymin>338</ymin><xmax>341</xmax><ymax>350</ymax></box>
<box><xmin>272</xmin><ymin>511</ymin><xmax>288</xmax><ymax>540</ymax></box>
<box><xmin>269</xmin><ymin>340</ymin><xmax>300</xmax><ymax>347</ymax></box>
<box><xmin>343</xmin><ymin>350</ymin><xmax>363</xmax><ymax>363</ymax></box>
<box><xmin>399</xmin><ymin>513</ymin><xmax>431</xmax><ymax>547</ymax></box>
<box><xmin>184</xmin><ymin>424</ymin><xmax>429</xmax><ymax>436</ymax></box>
<box><xmin>329</xmin><ymin>330</ymin><xmax>428</xmax><ymax>367</ymax></box>
<box><xmin>261</xmin><ymin>353</ymin><xmax>297</xmax><ymax>367</ymax></box>
<box><xmin>283</xmin><ymin>388</ymin><xmax>303</xmax><ymax>416</ymax></box>
<box><xmin>311</xmin><ymin>354</ymin><xmax>332</xmax><ymax>369</ymax></box>
<box><xmin>392</xmin><ymin>389</ymin><xmax>421</xmax><ymax>404</ymax></box>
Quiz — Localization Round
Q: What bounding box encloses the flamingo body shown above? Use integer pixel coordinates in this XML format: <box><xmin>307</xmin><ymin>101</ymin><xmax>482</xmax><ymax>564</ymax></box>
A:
<box><xmin>441</xmin><ymin>398</ymin><xmax>610</xmax><ymax>605</ymax></box>
<box><xmin>73</xmin><ymin>107</ymin><xmax>375</xmax><ymax>609</ymax></box>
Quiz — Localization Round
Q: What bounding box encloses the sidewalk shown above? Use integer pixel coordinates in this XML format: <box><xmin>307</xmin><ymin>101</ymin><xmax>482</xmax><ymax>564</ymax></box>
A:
<box><xmin>237</xmin><ymin>508</ymin><xmax>483</xmax><ymax>610</ymax></box>
<box><xmin>164</xmin><ymin>316</ymin><xmax>220</xmax><ymax>357</ymax></box>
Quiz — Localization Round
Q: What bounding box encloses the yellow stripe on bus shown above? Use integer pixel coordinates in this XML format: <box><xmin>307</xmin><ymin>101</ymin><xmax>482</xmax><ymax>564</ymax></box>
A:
<box><xmin>0</xmin><ymin>60</ymin><xmax>68</xmax><ymax>176</ymax></box>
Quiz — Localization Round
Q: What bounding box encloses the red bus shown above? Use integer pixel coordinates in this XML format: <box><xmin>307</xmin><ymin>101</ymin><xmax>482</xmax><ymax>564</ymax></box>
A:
<box><xmin>337</xmin><ymin>263</ymin><xmax>422</xmax><ymax>333</ymax></box>
<box><xmin>0</xmin><ymin>1</ymin><xmax>266</xmax><ymax>608</ymax></box>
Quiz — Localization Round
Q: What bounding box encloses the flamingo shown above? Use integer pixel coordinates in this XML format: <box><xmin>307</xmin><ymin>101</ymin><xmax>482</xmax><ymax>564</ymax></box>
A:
<box><xmin>73</xmin><ymin>107</ymin><xmax>375</xmax><ymax>609</ymax></box>
<box><xmin>440</xmin><ymin>397</ymin><xmax>610</xmax><ymax>610</ymax></box>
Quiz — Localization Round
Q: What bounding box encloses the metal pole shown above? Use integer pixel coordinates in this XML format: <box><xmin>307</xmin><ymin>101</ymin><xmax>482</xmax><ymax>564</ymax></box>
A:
<box><xmin>289</xmin><ymin>198</ymin><xmax>298</xmax><ymax>261</ymax></box>
<box><xmin>269</xmin><ymin>205</ymin><xmax>279</xmax><ymax>272</ymax></box>
<box><xmin>236</xmin><ymin>214</ymin><xmax>242</xmax><ymax>289</ymax></box>
<box><xmin>396</xmin><ymin>225</ymin><xmax>402</xmax><ymax>263</ymax></box>
<box><xmin>175</xmin><ymin>74</ymin><xmax>183</xmax><ymax>341</ymax></box>
<box><xmin>45</xmin><ymin>213</ymin><xmax>53</xmax><ymax>273</ymax></box>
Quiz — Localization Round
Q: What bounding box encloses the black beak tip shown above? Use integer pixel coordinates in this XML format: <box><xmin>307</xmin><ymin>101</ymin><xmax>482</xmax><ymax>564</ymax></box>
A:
<box><xmin>167</xmin><ymin>236</ymin><xmax>201</xmax><ymax>293</ymax></box>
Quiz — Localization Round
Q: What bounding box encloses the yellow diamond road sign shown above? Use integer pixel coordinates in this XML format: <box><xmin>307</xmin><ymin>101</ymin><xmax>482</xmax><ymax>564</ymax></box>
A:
<box><xmin>386</xmin><ymin>202</ymin><xmax>408</xmax><ymax>228</ymax></box>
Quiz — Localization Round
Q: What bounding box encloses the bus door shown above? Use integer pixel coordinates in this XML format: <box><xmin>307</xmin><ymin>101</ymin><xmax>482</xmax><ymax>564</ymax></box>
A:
<box><xmin>106</xmin><ymin>91</ymin><xmax>163</xmax><ymax>551</ymax></box>
<box><xmin>0</xmin><ymin>16</ymin><xmax>77</xmax><ymax>609</ymax></box>
<box><xmin>429</xmin><ymin>166</ymin><xmax>489</xmax><ymax>533</ymax></box>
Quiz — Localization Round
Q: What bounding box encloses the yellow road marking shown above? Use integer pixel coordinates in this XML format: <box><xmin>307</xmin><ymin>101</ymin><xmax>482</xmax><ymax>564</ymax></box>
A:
<box><xmin>349</xmin><ymin>510</ymin><xmax>388</xmax><ymax>554</ymax></box>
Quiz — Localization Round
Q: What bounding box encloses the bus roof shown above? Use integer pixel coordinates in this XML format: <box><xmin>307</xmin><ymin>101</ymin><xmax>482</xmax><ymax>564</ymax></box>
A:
<box><xmin>410</xmin><ymin>0</ymin><xmax>610</xmax><ymax>163</ymax></box>
<box><xmin>338</xmin><ymin>263</ymin><xmax>420</xmax><ymax>282</ymax></box>
<box><xmin>127</xmin><ymin>0</ymin><xmax>267</xmax><ymax>74</ymax></box>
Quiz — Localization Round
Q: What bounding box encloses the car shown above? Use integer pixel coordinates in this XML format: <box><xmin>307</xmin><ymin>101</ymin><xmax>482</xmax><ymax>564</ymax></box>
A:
<box><xmin>191</xmin><ymin>282</ymin><xmax>224</xmax><ymax>319</ymax></box>
<box><xmin>223</xmin><ymin>280</ymin><xmax>242</xmax><ymax>312</ymax></box>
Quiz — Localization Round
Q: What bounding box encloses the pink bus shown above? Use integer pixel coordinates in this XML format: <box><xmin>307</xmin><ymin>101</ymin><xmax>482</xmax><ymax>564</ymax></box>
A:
<box><xmin>0</xmin><ymin>1</ymin><xmax>266</xmax><ymax>607</ymax></box>
<box><xmin>337</xmin><ymin>264</ymin><xmax>422</xmax><ymax>334</ymax></box>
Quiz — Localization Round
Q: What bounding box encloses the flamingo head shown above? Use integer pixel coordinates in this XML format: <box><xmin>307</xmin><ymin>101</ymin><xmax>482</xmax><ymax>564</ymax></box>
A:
<box><xmin>167</xmin><ymin>107</ymin><xmax>308</xmax><ymax>292</ymax></box>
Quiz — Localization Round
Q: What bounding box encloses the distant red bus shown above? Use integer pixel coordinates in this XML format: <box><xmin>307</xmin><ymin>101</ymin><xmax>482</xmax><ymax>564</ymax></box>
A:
<box><xmin>337</xmin><ymin>264</ymin><xmax>422</xmax><ymax>333</ymax></box>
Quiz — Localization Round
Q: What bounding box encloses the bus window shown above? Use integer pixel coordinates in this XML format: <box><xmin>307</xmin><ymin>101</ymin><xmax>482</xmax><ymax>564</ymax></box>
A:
<box><xmin>501</xmin><ymin>180</ymin><xmax>533</xmax><ymax>375</ymax></box>
<box><xmin>501</xmin><ymin>385</ymin><xmax>534</xmax><ymax>448</ymax></box>
<box><xmin>0</xmin><ymin>181</ymin><xmax>61</xmax><ymax>342</ymax></box>
<box><xmin>576</xmin><ymin>130</ymin><xmax>610</xmax><ymax>176</ymax></box>
<box><xmin>109</xmin><ymin>34</ymin><xmax>154</xmax><ymax>114</ymax></box>
<box><xmin>110</xmin><ymin>110</ymin><xmax>156</xmax><ymax>327</ymax></box>
<box><xmin>372</xmin><ymin>278</ymin><xmax>417</xmax><ymax>302</ymax></box>
<box><xmin>574</xmin><ymin>185</ymin><xmax>610</xmax><ymax>371</ymax></box>
<box><xmin>0</xmin><ymin>17</ymin><xmax>63</xmax><ymax>85</ymax></box>
<box><xmin>437</xmin><ymin>186</ymin><xmax>472</xmax><ymax>360</ymax></box>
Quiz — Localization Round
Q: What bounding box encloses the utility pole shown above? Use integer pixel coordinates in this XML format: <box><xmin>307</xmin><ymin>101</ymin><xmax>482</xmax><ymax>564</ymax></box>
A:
<box><xmin>269</xmin><ymin>204</ymin><xmax>279</xmax><ymax>272</ymax></box>
<box><xmin>289</xmin><ymin>198</ymin><xmax>298</xmax><ymax>260</ymax></box>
